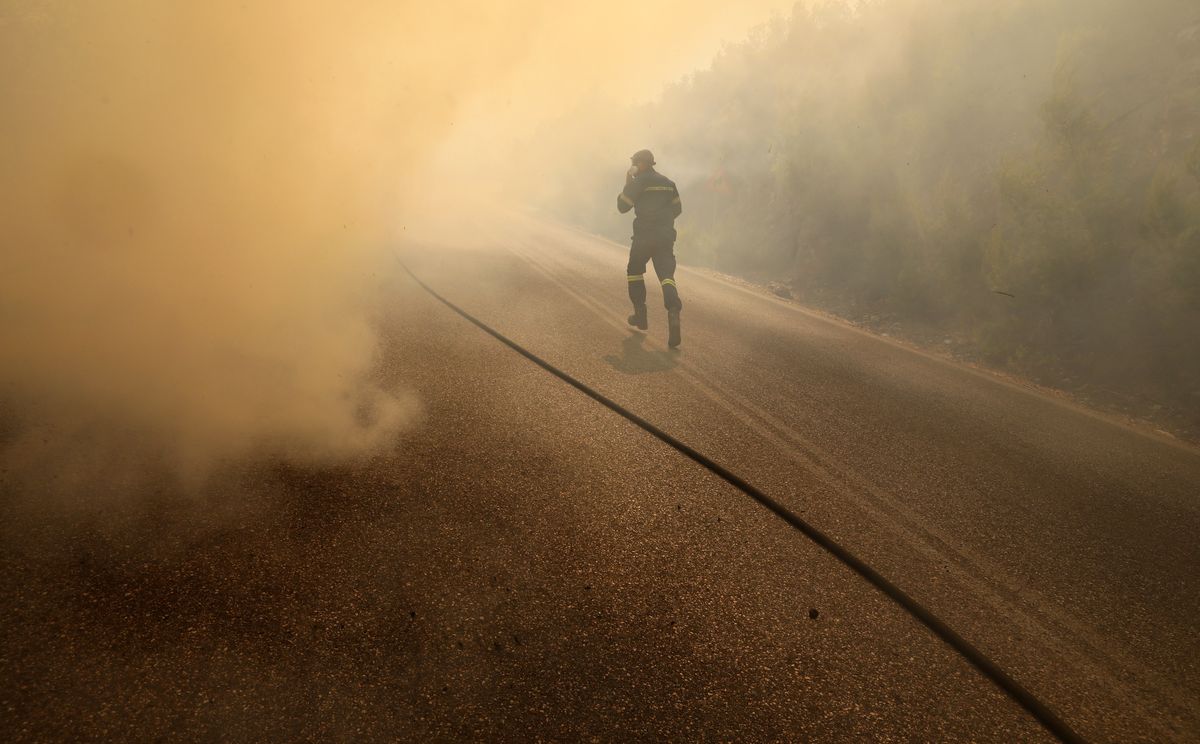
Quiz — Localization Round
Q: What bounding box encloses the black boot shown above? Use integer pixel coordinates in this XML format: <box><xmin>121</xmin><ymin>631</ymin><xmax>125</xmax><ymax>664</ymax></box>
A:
<box><xmin>667</xmin><ymin>309</ymin><xmax>681</xmax><ymax>348</ymax></box>
<box><xmin>628</xmin><ymin>304</ymin><xmax>648</xmax><ymax>331</ymax></box>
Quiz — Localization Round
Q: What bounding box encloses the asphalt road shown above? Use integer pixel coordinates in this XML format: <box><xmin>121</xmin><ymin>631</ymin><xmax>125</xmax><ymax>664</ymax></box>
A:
<box><xmin>3</xmin><ymin>211</ymin><xmax>1198</xmax><ymax>741</ymax></box>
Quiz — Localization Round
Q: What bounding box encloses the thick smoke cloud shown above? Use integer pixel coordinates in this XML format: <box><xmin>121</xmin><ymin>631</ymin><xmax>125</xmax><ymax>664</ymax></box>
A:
<box><xmin>0</xmin><ymin>1</ymin><xmax>788</xmax><ymax>491</ymax></box>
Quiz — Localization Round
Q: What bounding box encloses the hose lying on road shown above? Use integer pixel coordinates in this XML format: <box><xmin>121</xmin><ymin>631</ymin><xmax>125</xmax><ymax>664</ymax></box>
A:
<box><xmin>395</xmin><ymin>254</ymin><xmax>1086</xmax><ymax>744</ymax></box>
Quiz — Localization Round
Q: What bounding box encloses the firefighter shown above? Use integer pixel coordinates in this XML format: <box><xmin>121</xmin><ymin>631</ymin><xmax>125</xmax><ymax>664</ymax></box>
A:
<box><xmin>618</xmin><ymin>149</ymin><xmax>683</xmax><ymax>348</ymax></box>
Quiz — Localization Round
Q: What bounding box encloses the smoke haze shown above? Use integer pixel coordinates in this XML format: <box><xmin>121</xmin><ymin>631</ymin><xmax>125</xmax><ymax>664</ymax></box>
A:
<box><xmin>0</xmin><ymin>1</ymin><xmax>789</xmax><ymax>492</ymax></box>
<box><xmin>525</xmin><ymin>0</ymin><xmax>1200</xmax><ymax>435</ymax></box>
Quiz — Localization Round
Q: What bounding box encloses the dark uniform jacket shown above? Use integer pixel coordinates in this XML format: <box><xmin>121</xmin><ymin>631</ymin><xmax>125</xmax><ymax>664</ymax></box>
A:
<box><xmin>617</xmin><ymin>168</ymin><xmax>682</xmax><ymax>245</ymax></box>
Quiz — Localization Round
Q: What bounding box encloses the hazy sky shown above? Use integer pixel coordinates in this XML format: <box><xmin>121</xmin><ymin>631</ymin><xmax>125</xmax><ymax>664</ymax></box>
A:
<box><xmin>429</xmin><ymin>1</ymin><xmax>797</xmax><ymax>186</ymax></box>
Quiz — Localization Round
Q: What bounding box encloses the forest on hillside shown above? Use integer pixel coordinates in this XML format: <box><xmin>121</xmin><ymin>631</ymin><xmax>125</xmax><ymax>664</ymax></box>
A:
<box><xmin>524</xmin><ymin>0</ymin><xmax>1200</xmax><ymax>432</ymax></box>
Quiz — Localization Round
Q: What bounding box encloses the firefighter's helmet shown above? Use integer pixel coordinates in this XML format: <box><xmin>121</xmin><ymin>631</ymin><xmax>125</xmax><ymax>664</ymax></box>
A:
<box><xmin>630</xmin><ymin>149</ymin><xmax>656</xmax><ymax>166</ymax></box>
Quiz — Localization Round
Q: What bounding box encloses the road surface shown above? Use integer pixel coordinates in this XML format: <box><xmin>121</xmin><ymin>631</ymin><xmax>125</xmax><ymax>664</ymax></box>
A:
<box><xmin>3</xmin><ymin>212</ymin><xmax>1198</xmax><ymax>741</ymax></box>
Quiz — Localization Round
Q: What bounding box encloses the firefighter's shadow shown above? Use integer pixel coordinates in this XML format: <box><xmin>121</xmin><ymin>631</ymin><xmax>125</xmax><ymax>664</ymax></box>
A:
<box><xmin>603</xmin><ymin>332</ymin><xmax>678</xmax><ymax>375</ymax></box>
